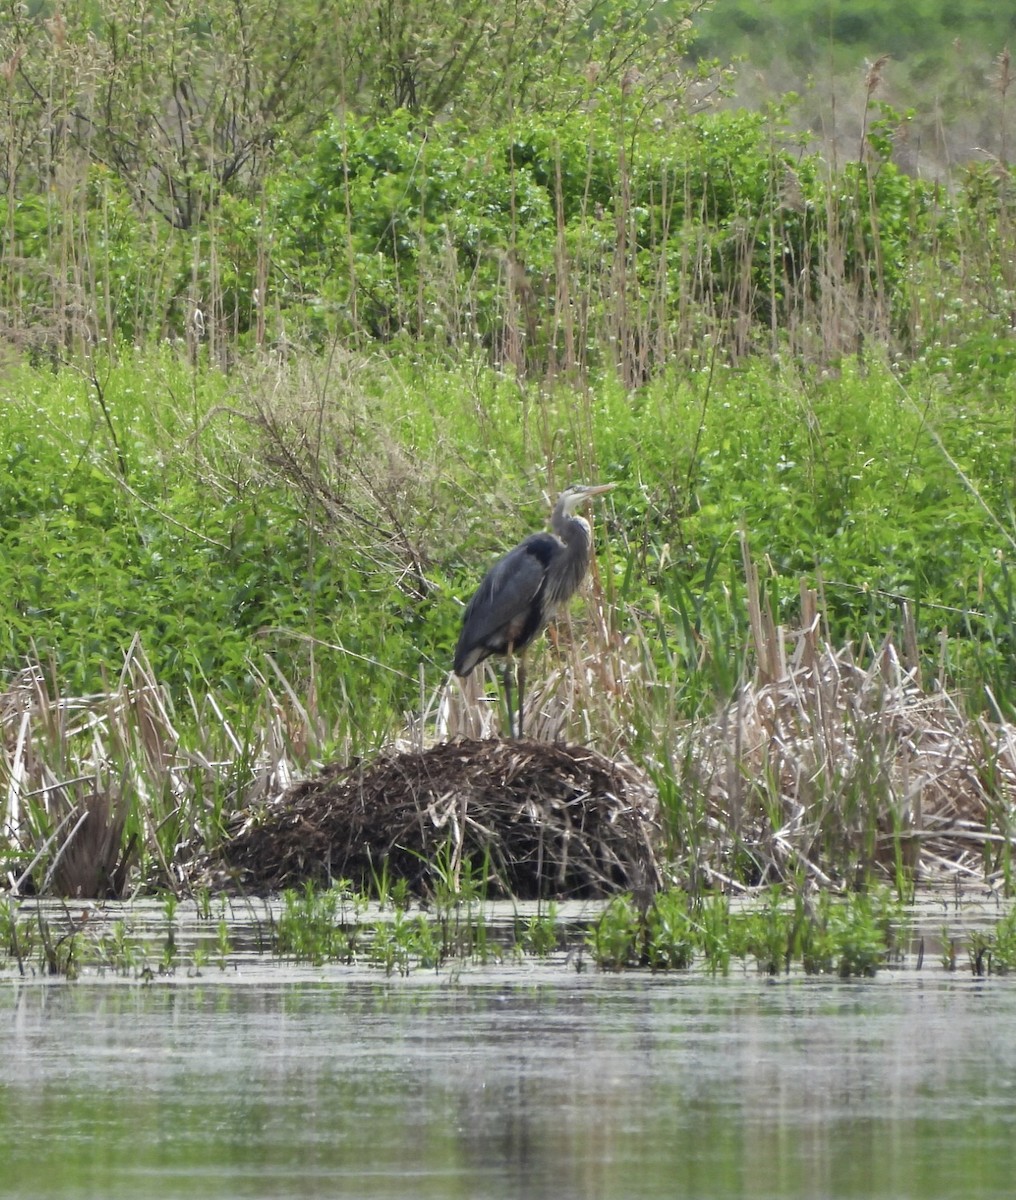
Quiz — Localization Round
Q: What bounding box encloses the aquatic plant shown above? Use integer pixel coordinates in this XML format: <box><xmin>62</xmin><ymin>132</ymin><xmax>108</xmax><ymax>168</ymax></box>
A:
<box><xmin>740</xmin><ymin>889</ymin><xmax>795</xmax><ymax>976</ymax></box>
<box><xmin>695</xmin><ymin>894</ymin><xmax>738</xmax><ymax>976</ymax></box>
<box><xmin>799</xmin><ymin>890</ymin><xmax>904</xmax><ymax>978</ymax></box>
<box><xmin>275</xmin><ymin>882</ymin><xmax>362</xmax><ymax>965</ymax></box>
<box><xmin>517</xmin><ymin>906</ymin><xmax>561</xmax><ymax>957</ymax></box>
<box><xmin>962</xmin><ymin>908</ymin><xmax>1016</xmax><ymax>976</ymax></box>
<box><xmin>584</xmin><ymin>886</ymin><xmax>903</xmax><ymax>976</ymax></box>
<box><xmin>586</xmin><ymin>895</ymin><xmax>644</xmax><ymax>971</ymax></box>
<box><xmin>643</xmin><ymin>890</ymin><xmax>696</xmax><ymax>971</ymax></box>
<box><xmin>93</xmin><ymin>918</ymin><xmax>148</xmax><ymax>977</ymax></box>
<box><xmin>215</xmin><ymin>920</ymin><xmax>232</xmax><ymax>970</ymax></box>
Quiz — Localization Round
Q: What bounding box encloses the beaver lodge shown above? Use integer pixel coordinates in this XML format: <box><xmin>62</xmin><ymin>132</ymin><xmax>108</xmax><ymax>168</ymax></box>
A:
<box><xmin>214</xmin><ymin>738</ymin><xmax>663</xmax><ymax>899</ymax></box>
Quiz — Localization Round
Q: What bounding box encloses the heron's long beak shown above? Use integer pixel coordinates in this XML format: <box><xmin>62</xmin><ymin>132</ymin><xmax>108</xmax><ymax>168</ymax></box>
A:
<box><xmin>583</xmin><ymin>483</ymin><xmax>616</xmax><ymax>496</ymax></box>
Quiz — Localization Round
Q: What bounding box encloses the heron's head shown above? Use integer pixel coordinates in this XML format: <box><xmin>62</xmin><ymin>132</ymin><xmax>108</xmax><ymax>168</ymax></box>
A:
<box><xmin>557</xmin><ymin>482</ymin><xmax>616</xmax><ymax>516</ymax></box>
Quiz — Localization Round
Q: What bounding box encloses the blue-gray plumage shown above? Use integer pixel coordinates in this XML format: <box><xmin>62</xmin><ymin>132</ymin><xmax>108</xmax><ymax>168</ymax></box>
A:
<box><xmin>453</xmin><ymin>483</ymin><xmax>615</xmax><ymax>736</ymax></box>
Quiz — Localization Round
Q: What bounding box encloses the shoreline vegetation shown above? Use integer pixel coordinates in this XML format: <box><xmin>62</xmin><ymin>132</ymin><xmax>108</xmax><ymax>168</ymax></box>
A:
<box><xmin>3</xmin><ymin>0</ymin><xmax>1016</xmax><ymax>974</ymax></box>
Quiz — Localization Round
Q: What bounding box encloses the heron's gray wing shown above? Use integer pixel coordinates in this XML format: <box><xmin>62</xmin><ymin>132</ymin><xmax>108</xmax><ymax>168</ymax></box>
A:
<box><xmin>453</xmin><ymin>535</ymin><xmax>558</xmax><ymax>675</ymax></box>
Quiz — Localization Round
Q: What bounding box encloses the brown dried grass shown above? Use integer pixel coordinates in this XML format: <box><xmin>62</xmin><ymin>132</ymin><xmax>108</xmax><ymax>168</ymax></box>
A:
<box><xmin>1</xmin><ymin>660</ymin><xmax>143</xmax><ymax>897</ymax></box>
<box><xmin>686</xmin><ymin>557</ymin><xmax>1016</xmax><ymax>890</ymax></box>
<box><xmin>0</xmin><ymin>640</ymin><xmax>298</xmax><ymax>897</ymax></box>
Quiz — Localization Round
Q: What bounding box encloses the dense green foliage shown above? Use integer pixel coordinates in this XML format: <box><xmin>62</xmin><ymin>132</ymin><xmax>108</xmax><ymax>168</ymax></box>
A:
<box><xmin>5</xmin><ymin>350</ymin><xmax>1016</xmax><ymax>730</ymax></box>
<box><xmin>2</xmin><ymin>361</ymin><xmax>315</xmax><ymax>690</ymax></box>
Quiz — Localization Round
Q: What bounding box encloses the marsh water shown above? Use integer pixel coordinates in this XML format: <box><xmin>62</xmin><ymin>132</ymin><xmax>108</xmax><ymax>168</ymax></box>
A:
<box><xmin>3</xmin><ymin>901</ymin><xmax>1016</xmax><ymax>1199</ymax></box>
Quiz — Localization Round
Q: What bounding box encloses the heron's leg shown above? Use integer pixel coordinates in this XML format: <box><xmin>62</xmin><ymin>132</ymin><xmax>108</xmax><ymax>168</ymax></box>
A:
<box><xmin>502</xmin><ymin>647</ymin><xmax>515</xmax><ymax>739</ymax></box>
<box><xmin>517</xmin><ymin>654</ymin><xmax>527</xmax><ymax>738</ymax></box>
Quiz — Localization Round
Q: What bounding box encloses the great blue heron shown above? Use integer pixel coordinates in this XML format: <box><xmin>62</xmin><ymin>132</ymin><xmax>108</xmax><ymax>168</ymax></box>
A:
<box><xmin>453</xmin><ymin>482</ymin><xmax>616</xmax><ymax>737</ymax></box>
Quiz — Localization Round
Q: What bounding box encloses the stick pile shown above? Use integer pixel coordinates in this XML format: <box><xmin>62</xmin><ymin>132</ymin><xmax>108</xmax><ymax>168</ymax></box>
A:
<box><xmin>216</xmin><ymin>738</ymin><xmax>663</xmax><ymax>898</ymax></box>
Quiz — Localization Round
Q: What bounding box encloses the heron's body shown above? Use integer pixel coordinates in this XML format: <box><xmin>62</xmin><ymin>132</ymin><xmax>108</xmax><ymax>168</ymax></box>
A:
<box><xmin>453</xmin><ymin>483</ymin><xmax>614</xmax><ymax>735</ymax></box>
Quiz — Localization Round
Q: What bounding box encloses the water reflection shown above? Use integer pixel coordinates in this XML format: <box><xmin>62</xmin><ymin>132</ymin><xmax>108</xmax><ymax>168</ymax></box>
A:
<box><xmin>2</xmin><ymin>975</ymin><xmax>1016</xmax><ymax>1199</ymax></box>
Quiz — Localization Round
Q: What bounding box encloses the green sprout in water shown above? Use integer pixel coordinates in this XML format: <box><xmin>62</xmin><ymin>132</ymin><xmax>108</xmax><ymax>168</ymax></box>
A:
<box><xmin>275</xmin><ymin>881</ymin><xmax>360</xmax><ymax>965</ymax></box>
<box><xmin>216</xmin><ymin>919</ymin><xmax>232</xmax><ymax>970</ymax></box>
<box><xmin>518</xmin><ymin>905</ymin><xmax>559</xmax><ymax>957</ymax></box>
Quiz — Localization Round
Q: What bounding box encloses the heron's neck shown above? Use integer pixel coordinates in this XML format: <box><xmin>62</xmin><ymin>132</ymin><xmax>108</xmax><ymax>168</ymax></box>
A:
<box><xmin>551</xmin><ymin>496</ymin><xmax>582</xmax><ymax>535</ymax></box>
<box><xmin>552</xmin><ymin>508</ymin><xmax>591</xmax><ymax>549</ymax></box>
